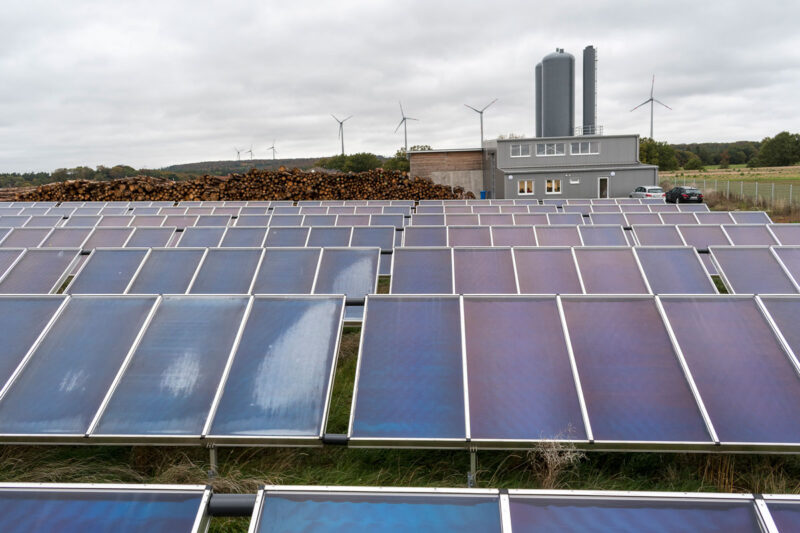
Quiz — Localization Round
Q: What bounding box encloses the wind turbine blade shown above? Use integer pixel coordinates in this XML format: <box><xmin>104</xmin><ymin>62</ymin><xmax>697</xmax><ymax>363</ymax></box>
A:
<box><xmin>398</xmin><ymin>101</ymin><xmax>405</xmax><ymax>117</ymax></box>
<box><xmin>481</xmin><ymin>98</ymin><xmax>498</xmax><ymax>112</ymax></box>
<box><xmin>630</xmin><ymin>99</ymin><xmax>651</xmax><ymax>112</ymax></box>
<box><xmin>650</xmin><ymin>75</ymin><xmax>655</xmax><ymax>98</ymax></box>
<box><xmin>464</xmin><ymin>104</ymin><xmax>480</xmax><ymax>113</ymax></box>
<box><xmin>406</xmin><ymin>117</ymin><xmax>419</xmax><ymax>121</ymax></box>
<box><xmin>394</xmin><ymin>118</ymin><xmax>405</xmax><ymax>133</ymax></box>
<box><xmin>654</xmin><ymin>99</ymin><xmax>672</xmax><ymax>110</ymax></box>
<box><xmin>331</xmin><ymin>114</ymin><xmax>340</xmax><ymax>123</ymax></box>
<box><xmin>343</xmin><ymin>115</ymin><xmax>352</xmax><ymax>122</ymax></box>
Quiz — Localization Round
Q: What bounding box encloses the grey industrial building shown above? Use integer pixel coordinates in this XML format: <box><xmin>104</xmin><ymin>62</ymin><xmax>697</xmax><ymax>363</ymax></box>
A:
<box><xmin>408</xmin><ymin>45</ymin><xmax>658</xmax><ymax>199</ymax></box>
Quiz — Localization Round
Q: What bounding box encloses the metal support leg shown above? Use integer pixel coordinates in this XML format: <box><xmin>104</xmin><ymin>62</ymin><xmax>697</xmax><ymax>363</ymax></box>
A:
<box><xmin>467</xmin><ymin>447</ymin><xmax>477</xmax><ymax>488</ymax></box>
<box><xmin>208</xmin><ymin>445</ymin><xmax>218</xmax><ymax>479</ymax></box>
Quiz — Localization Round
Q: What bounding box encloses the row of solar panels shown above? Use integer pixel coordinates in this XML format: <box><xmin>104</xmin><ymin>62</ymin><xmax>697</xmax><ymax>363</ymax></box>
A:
<box><xmin>0</xmin><ymin>205</ymin><xmax>412</xmax><ymax>219</ymax></box>
<box><xmin>349</xmin><ymin>294</ymin><xmax>800</xmax><ymax>451</ymax></box>
<box><xmin>416</xmin><ymin>203</ymin><xmax>708</xmax><ymax>213</ymax></box>
<box><xmin>408</xmin><ymin>210</ymin><xmax>773</xmax><ymax>226</ymax></box>
<box><xmin>2</xmin><ymin>294</ymin><xmax>800</xmax><ymax>450</ymax></box>
<box><xmin>0</xmin><ymin>248</ymin><xmax>381</xmax><ymax>300</ymax></box>
<box><xmin>4</xmin><ymin>484</ymin><xmax>798</xmax><ymax>532</ymax></box>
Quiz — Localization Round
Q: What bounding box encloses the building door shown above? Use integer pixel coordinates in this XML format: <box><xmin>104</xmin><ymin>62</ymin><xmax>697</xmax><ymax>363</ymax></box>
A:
<box><xmin>598</xmin><ymin>177</ymin><xmax>609</xmax><ymax>198</ymax></box>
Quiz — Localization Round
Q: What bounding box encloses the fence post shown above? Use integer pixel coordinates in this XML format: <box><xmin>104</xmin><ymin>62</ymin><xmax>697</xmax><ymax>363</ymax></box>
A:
<box><xmin>740</xmin><ymin>181</ymin><xmax>744</xmax><ymax>200</ymax></box>
<box><xmin>703</xmin><ymin>178</ymin><xmax>706</xmax><ymax>191</ymax></box>
<box><xmin>771</xmin><ymin>182</ymin><xmax>775</xmax><ymax>207</ymax></box>
<box><xmin>755</xmin><ymin>182</ymin><xmax>759</xmax><ymax>205</ymax></box>
<box><xmin>791</xmin><ymin>183</ymin><xmax>794</xmax><ymax>205</ymax></box>
<box><xmin>726</xmin><ymin>181</ymin><xmax>730</xmax><ymax>199</ymax></box>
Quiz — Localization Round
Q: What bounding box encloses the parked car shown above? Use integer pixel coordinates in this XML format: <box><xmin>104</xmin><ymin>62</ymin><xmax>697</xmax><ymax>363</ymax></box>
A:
<box><xmin>629</xmin><ymin>186</ymin><xmax>665</xmax><ymax>198</ymax></box>
<box><xmin>666</xmin><ymin>186</ymin><xmax>704</xmax><ymax>203</ymax></box>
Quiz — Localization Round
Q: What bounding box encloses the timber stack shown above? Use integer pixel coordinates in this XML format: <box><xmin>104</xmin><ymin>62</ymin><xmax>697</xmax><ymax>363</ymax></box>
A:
<box><xmin>15</xmin><ymin>168</ymin><xmax>474</xmax><ymax>202</ymax></box>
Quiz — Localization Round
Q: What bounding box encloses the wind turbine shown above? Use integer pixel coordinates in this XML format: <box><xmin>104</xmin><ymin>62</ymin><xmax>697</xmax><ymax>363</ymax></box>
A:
<box><xmin>464</xmin><ymin>98</ymin><xmax>497</xmax><ymax>146</ymax></box>
<box><xmin>234</xmin><ymin>147</ymin><xmax>242</xmax><ymax>161</ymax></box>
<box><xmin>631</xmin><ymin>75</ymin><xmax>672</xmax><ymax>139</ymax></box>
<box><xmin>267</xmin><ymin>140</ymin><xmax>277</xmax><ymax>161</ymax></box>
<box><xmin>394</xmin><ymin>101</ymin><xmax>419</xmax><ymax>154</ymax></box>
<box><xmin>245</xmin><ymin>144</ymin><xmax>254</xmax><ymax>160</ymax></box>
<box><xmin>331</xmin><ymin>115</ymin><xmax>352</xmax><ymax>156</ymax></box>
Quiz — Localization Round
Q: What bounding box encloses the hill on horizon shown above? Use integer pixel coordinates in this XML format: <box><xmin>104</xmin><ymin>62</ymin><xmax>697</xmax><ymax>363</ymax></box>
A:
<box><xmin>163</xmin><ymin>157</ymin><xmax>346</xmax><ymax>175</ymax></box>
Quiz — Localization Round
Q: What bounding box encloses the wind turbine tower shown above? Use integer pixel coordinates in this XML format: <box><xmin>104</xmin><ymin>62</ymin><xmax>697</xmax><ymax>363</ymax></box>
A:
<box><xmin>464</xmin><ymin>98</ymin><xmax>497</xmax><ymax>146</ymax></box>
<box><xmin>394</xmin><ymin>102</ymin><xmax>419</xmax><ymax>154</ymax></box>
<box><xmin>631</xmin><ymin>75</ymin><xmax>672</xmax><ymax>139</ymax></box>
<box><xmin>331</xmin><ymin>115</ymin><xmax>352</xmax><ymax>156</ymax></box>
<box><xmin>234</xmin><ymin>147</ymin><xmax>242</xmax><ymax>161</ymax></box>
<box><xmin>267</xmin><ymin>140</ymin><xmax>277</xmax><ymax>161</ymax></box>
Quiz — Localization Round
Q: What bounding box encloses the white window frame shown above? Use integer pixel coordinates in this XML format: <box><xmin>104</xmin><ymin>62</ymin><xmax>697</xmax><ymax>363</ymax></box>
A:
<box><xmin>510</xmin><ymin>144</ymin><xmax>531</xmax><ymax>158</ymax></box>
<box><xmin>535</xmin><ymin>142</ymin><xmax>566</xmax><ymax>157</ymax></box>
<box><xmin>546</xmin><ymin>179</ymin><xmax>562</xmax><ymax>195</ymax></box>
<box><xmin>570</xmin><ymin>141</ymin><xmax>601</xmax><ymax>155</ymax></box>
<box><xmin>517</xmin><ymin>179</ymin><xmax>535</xmax><ymax>196</ymax></box>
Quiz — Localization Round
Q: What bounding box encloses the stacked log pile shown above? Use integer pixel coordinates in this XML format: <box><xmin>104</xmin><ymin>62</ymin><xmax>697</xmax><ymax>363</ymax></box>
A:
<box><xmin>15</xmin><ymin>168</ymin><xmax>474</xmax><ymax>202</ymax></box>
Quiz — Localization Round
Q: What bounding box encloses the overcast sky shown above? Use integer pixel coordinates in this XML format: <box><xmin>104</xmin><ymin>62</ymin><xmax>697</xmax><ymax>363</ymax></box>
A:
<box><xmin>1</xmin><ymin>1</ymin><xmax>799</xmax><ymax>172</ymax></box>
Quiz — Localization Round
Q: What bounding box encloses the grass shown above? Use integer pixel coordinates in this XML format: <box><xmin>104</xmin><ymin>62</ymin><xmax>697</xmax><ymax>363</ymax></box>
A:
<box><xmin>711</xmin><ymin>275</ymin><xmax>728</xmax><ymax>294</ymax></box>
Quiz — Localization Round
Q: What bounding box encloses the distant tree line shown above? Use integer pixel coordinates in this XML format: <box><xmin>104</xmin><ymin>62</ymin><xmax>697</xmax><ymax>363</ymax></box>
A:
<box><xmin>316</xmin><ymin>146</ymin><xmax>431</xmax><ymax>173</ymax></box>
<box><xmin>0</xmin><ymin>165</ymin><xmax>199</xmax><ymax>189</ymax></box>
<box><xmin>640</xmin><ymin>131</ymin><xmax>800</xmax><ymax>171</ymax></box>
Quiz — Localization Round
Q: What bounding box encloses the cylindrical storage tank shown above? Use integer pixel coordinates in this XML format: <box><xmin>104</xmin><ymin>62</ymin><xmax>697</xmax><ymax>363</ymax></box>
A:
<box><xmin>535</xmin><ymin>62</ymin><xmax>543</xmax><ymax>137</ymax></box>
<box><xmin>541</xmin><ymin>49</ymin><xmax>574</xmax><ymax>137</ymax></box>
<box><xmin>583</xmin><ymin>45</ymin><xmax>597</xmax><ymax>135</ymax></box>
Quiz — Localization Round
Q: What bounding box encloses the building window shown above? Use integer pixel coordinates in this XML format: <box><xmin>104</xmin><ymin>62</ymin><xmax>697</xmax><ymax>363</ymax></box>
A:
<box><xmin>518</xmin><ymin>180</ymin><xmax>534</xmax><ymax>195</ymax></box>
<box><xmin>536</xmin><ymin>143</ymin><xmax>566</xmax><ymax>156</ymax></box>
<box><xmin>546</xmin><ymin>179</ymin><xmax>562</xmax><ymax>194</ymax></box>
<box><xmin>510</xmin><ymin>144</ymin><xmax>531</xmax><ymax>157</ymax></box>
<box><xmin>570</xmin><ymin>141</ymin><xmax>600</xmax><ymax>155</ymax></box>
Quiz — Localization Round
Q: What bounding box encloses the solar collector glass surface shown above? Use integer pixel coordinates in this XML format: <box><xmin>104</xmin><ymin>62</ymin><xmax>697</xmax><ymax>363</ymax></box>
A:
<box><xmin>350</xmin><ymin>297</ymin><xmax>466</xmax><ymax>440</ymax></box>
<box><xmin>491</xmin><ymin>226</ymin><xmax>537</xmax><ymax>246</ymax></box>
<box><xmin>573</xmin><ymin>248</ymin><xmax>650</xmax><ymax>294</ymax></box>
<box><xmin>508</xmin><ymin>496</ymin><xmax>762</xmax><ymax>532</ymax></box>
<box><xmin>0</xmin><ymin>249</ymin><xmax>78</xmax><ymax>294</ymax></box>
<box><xmin>313</xmin><ymin>248</ymin><xmax>378</xmax><ymax>300</ymax></box>
<box><xmin>390</xmin><ymin>248</ymin><xmax>452</xmax><ymax>294</ymax></box>
<box><xmin>40</xmin><ymin>228</ymin><xmax>92</xmax><ymax>248</ymax></box>
<box><xmin>767</xmin><ymin>501</ymin><xmax>800</xmax><ymax>531</ymax></box>
<box><xmin>635</xmin><ymin>247</ymin><xmax>716</xmax><ymax>294</ymax></box>
<box><xmin>659</xmin><ymin>213</ymin><xmax>698</xmax><ymax>225</ymax></box>
<box><xmin>188</xmin><ymin>248</ymin><xmax>261</xmax><ymax>294</ymax></box>
<box><xmin>773</xmin><ymin>247</ymin><xmax>800</xmax><ymax>285</ymax></box>
<box><xmin>307</xmin><ymin>227</ymin><xmax>352</xmax><ymax>247</ymax></box>
<box><xmin>263</xmin><ymin>227</ymin><xmax>309</xmax><ymax>247</ymax></box>
<box><xmin>125</xmin><ymin>227</ymin><xmax>175</xmax><ymax>247</ymax></box>
<box><xmin>24</xmin><ymin>215</ymin><xmax>64</xmax><ymax>227</ymax></box>
<box><xmin>0</xmin><ymin>297</ymin><xmax>64</xmax><ymax>388</ymax></box>
<box><xmin>723</xmin><ymin>224</ymin><xmax>778</xmax><ymax>245</ymax></box>
<box><xmin>731</xmin><ymin>211</ymin><xmax>771</xmax><ymax>224</ymax></box>
<box><xmin>67</xmin><ymin>249</ymin><xmax>148</xmax><ymax>294</ymax></box>
<box><xmin>711</xmin><ymin>247</ymin><xmax>798</xmax><ymax>294</ymax></box>
<box><xmin>632</xmin><ymin>225</ymin><xmax>685</xmax><ymax>246</ymax></box>
<box><xmin>0</xmin><ymin>249</ymin><xmax>23</xmax><ymax>279</ymax></box>
<box><xmin>177</xmin><ymin>227</ymin><xmax>225</xmax><ymax>247</ymax></box>
<box><xmin>464</xmin><ymin>297</ymin><xmax>586</xmax><ymax>441</ymax></box>
<box><xmin>535</xmin><ymin>226</ymin><xmax>582</xmax><ymax>246</ymax></box>
<box><xmin>82</xmin><ymin>227</ymin><xmax>134</xmax><ymax>248</ymax></box>
<box><xmin>578</xmin><ymin>225</ymin><xmax>628</xmax><ymax>246</ymax></box>
<box><xmin>0</xmin><ymin>487</ymin><xmax>206</xmax><ymax>533</ymax></box>
<box><xmin>759</xmin><ymin>297</ymin><xmax>800</xmax><ymax>361</ymax></box>
<box><xmin>219</xmin><ymin>227</ymin><xmax>266</xmax><ymax>247</ymax></box>
<box><xmin>662</xmin><ymin>297</ymin><xmax>800</xmax><ymax>444</ymax></box>
<box><xmin>350</xmin><ymin>226</ymin><xmax>394</xmax><ymax>250</ymax></box>
<box><xmin>208</xmin><ymin>297</ymin><xmax>343</xmax><ymax>437</ymax></box>
<box><xmin>251</xmin><ymin>248</ymin><xmax>320</xmax><ymax>294</ymax></box>
<box><xmin>126</xmin><ymin>249</ymin><xmax>204</xmax><ymax>294</ymax></box>
<box><xmin>0</xmin><ymin>228</ymin><xmax>51</xmax><ymax>248</ymax></box>
<box><xmin>93</xmin><ymin>296</ymin><xmax>249</xmax><ymax>436</ymax></box>
<box><xmin>453</xmin><ymin>248</ymin><xmax>517</xmax><ymax>294</ymax></box>
<box><xmin>769</xmin><ymin>225</ymin><xmax>800</xmax><ymax>245</ymax></box>
<box><xmin>694</xmin><ymin>212</ymin><xmax>734</xmax><ymax>224</ymax></box>
<box><xmin>548</xmin><ymin>213</ymin><xmax>585</xmax><ymax>225</ymax></box>
<box><xmin>514</xmin><ymin>248</ymin><xmax>583</xmax><ymax>294</ymax></box>
<box><xmin>0</xmin><ymin>296</ymin><xmax>156</xmax><ymax>435</ymax></box>
<box><xmin>254</xmin><ymin>491</ymin><xmax>502</xmax><ymax>533</ymax></box>
<box><xmin>403</xmin><ymin>226</ymin><xmax>447</xmax><ymax>246</ymax></box>
<box><xmin>562</xmin><ymin>298</ymin><xmax>710</xmax><ymax>442</ymax></box>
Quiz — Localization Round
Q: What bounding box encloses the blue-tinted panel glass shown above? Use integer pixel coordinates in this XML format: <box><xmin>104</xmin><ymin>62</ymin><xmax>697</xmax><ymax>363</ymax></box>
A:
<box><xmin>0</xmin><ymin>249</ymin><xmax>23</xmax><ymax>278</ymax></box>
<box><xmin>63</xmin><ymin>216</ymin><xmax>100</xmax><ymax>227</ymax></box>
<box><xmin>731</xmin><ymin>211</ymin><xmax>771</xmax><ymax>224</ymax></box>
<box><xmin>252</xmin><ymin>248</ymin><xmax>320</xmax><ymax>294</ymax></box>
<box><xmin>774</xmin><ymin>247</ymin><xmax>800</xmax><ymax>286</ymax></box>
<box><xmin>761</xmin><ymin>297</ymin><xmax>800</xmax><ymax>357</ymax></box>
<box><xmin>563</xmin><ymin>298</ymin><xmax>710</xmax><ymax>442</ymax></box>
<box><xmin>695</xmin><ymin>212</ymin><xmax>733</xmax><ymax>224</ymax></box>
<box><xmin>24</xmin><ymin>215</ymin><xmax>64</xmax><ymax>227</ymax></box>
<box><xmin>509</xmin><ymin>496</ymin><xmax>761</xmax><ymax>533</ymax></box>
<box><xmin>41</xmin><ymin>228</ymin><xmax>91</xmax><ymax>247</ymax></box>
<box><xmin>768</xmin><ymin>502</ymin><xmax>800</xmax><ymax>532</ymax></box>
<box><xmin>678</xmin><ymin>225</ymin><xmax>730</xmax><ymax>250</ymax></box>
<box><xmin>0</xmin><ymin>297</ymin><xmax>64</xmax><ymax>386</ymax></box>
<box><xmin>68</xmin><ymin>250</ymin><xmax>147</xmax><ymax>294</ymax></box>
<box><xmin>536</xmin><ymin>226</ymin><xmax>581</xmax><ymax>246</ymax></box>
<box><xmin>269</xmin><ymin>215</ymin><xmax>304</xmax><ymax>227</ymax></box>
<box><xmin>515</xmin><ymin>248</ymin><xmax>583</xmax><ymax>294</ymax></box>
<box><xmin>574</xmin><ymin>249</ymin><xmax>649</xmax><ymax>294</ymax></box>
<box><xmin>445</xmin><ymin>214</ymin><xmax>479</xmax><ymax>226</ymax></box>
<box><xmin>391</xmin><ymin>248</ymin><xmax>452</xmax><ymax>294</ymax></box>
<box><xmin>195</xmin><ymin>215</ymin><xmax>231</xmax><ymax>226</ymax></box>
<box><xmin>411</xmin><ymin>214</ymin><xmax>445</xmax><ymax>226</ymax></box>
<box><xmin>625</xmin><ymin>213</ymin><xmax>661</xmax><ymax>225</ymax></box>
<box><xmin>236</xmin><ymin>215</ymin><xmax>271</xmax><ymax>226</ymax></box>
<box><xmin>770</xmin><ymin>225</ymin><xmax>800</xmax><ymax>245</ymax></box>
<box><xmin>723</xmin><ymin>224</ymin><xmax>778</xmax><ymax>245</ymax></box>
<box><xmin>209</xmin><ymin>297</ymin><xmax>343</xmax><ymax>436</ymax></box>
<box><xmin>491</xmin><ymin>226</ymin><xmax>536</xmax><ymax>246</ymax></box>
<box><xmin>351</xmin><ymin>297</ymin><xmax>465</xmax><ymax>439</ymax></box>
<box><xmin>636</xmin><ymin>248</ymin><xmax>715</xmax><ymax>294</ymax></box>
<box><xmin>660</xmin><ymin>213</ymin><xmax>698</xmax><ymax>225</ymax></box>
<box><xmin>125</xmin><ymin>227</ymin><xmax>174</xmax><ymax>247</ymax></box>
<box><xmin>314</xmin><ymin>249</ymin><xmax>378</xmax><ymax>299</ymax></box>
<box><xmin>220</xmin><ymin>227</ymin><xmax>266</xmax><ymax>247</ymax></box>
<box><xmin>257</xmin><ymin>492</ymin><xmax>501</xmax><ymax>533</ymax></box>
<box><xmin>307</xmin><ymin>227</ymin><xmax>352</xmax><ymax>247</ymax></box>
<box><xmin>189</xmin><ymin>249</ymin><xmax>261</xmax><ymax>294</ymax></box>
<box><xmin>0</xmin><ymin>488</ymin><xmax>204</xmax><ymax>533</ymax></box>
<box><xmin>0</xmin><ymin>249</ymin><xmax>78</xmax><ymax>294</ymax></box>
<box><xmin>127</xmin><ymin>249</ymin><xmax>204</xmax><ymax>294</ymax></box>
<box><xmin>662</xmin><ymin>297</ymin><xmax>800</xmax><ymax>443</ymax></box>
<box><xmin>579</xmin><ymin>226</ymin><xmax>628</xmax><ymax>246</ymax></box>
<box><xmin>548</xmin><ymin>213</ymin><xmax>585</xmax><ymax>225</ymax></box>
<box><xmin>453</xmin><ymin>248</ymin><xmax>517</xmax><ymax>294</ymax></box>
<box><xmin>351</xmin><ymin>226</ymin><xmax>394</xmax><ymax>250</ymax></box>
<box><xmin>302</xmin><ymin>215</ymin><xmax>337</xmax><ymax>227</ymax></box>
<box><xmin>94</xmin><ymin>296</ymin><xmax>248</xmax><ymax>436</ymax></box>
<box><xmin>1</xmin><ymin>228</ymin><xmax>50</xmax><ymax>248</ymax></box>
<box><xmin>590</xmin><ymin>213</ymin><xmax>627</xmax><ymax>226</ymax></box>
<box><xmin>465</xmin><ymin>297</ymin><xmax>586</xmax><ymax>440</ymax></box>
<box><xmin>0</xmin><ymin>297</ymin><xmax>155</xmax><ymax>434</ymax></box>
<box><xmin>448</xmin><ymin>227</ymin><xmax>491</xmax><ymax>247</ymax></box>
<box><xmin>82</xmin><ymin>228</ymin><xmax>134</xmax><ymax>248</ymax></box>
<box><xmin>403</xmin><ymin>226</ymin><xmax>447</xmax><ymax>246</ymax></box>
<box><xmin>712</xmin><ymin>247</ymin><xmax>798</xmax><ymax>294</ymax></box>
<box><xmin>632</xmin><ymin>225</ymin><xmax>684</xmax><ymax>246</ymax></box>
<box><xmin>264</xmin><ymin>227</ymin><xmax>309</xmax><ymax>247</ymax></box>
<box><xmin>177</xmin><ymin>227</ymin><xmax>225</xmax><ymax>247</ymax></box>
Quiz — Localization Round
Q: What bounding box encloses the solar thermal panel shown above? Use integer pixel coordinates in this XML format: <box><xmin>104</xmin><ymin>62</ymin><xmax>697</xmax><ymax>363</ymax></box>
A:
<box><xmin>731</xmin><ymin>211</ymin><xmax>772</xmax><ymax>224</ymax></box>
<box><xmin>710</xmin><ymin>247</ymin><xmax>799</xmax><ymax>294</ymax></box>
<box><xmin>40</xmin><ymin>228</ymin><xmax>92</xmax><ymax>248</ymax></box>
<box><xmin>390</xmin><ymin>248</ymin><xmax>452</xmax><ymax>294</ymax></box>
<box><xmin>126</xmin><ymin>249</ymin><xmax>204</xmax><ymax>294</ymax></box>
<box><xmin>632</xmin><ymin>225</ymin><xmax>685</xmax><ymax>246</ymax></box>
<box><xmin>82</xmin><ymin>227</ymin><xmax>134</xmax><ymax>248</ymax></box>
<box><xmin>402</xmin><ymin>226</ymin><xmax>448</xmax><ymax>247</ymax></box>
<box><xmin>177</xmin><ymin>227</ymin><xmax>225</xmax><ymax>247</ymax></box>
<box><xmin>0</xmin><ymin>249</ymin><xmax>78</xmax><ymax>294</ymax></box>
<box><xmin>0</xmin><ymin>228</ymin><xmax>51</xmax><ymax>248</ymax></box>
<box><xmin>535</xmin><ymin>226</ymin><xmax>582</xmax><ymax>246</ymax></box>
<box><xmin>313</xmin><ymin>248</ymin><xmax>379</xmax><ymax>300</ymax></box>
<box><xmin>723</xmin><ymin>224</ymin><xmax>778</xmax><ymax>245</ymax></box>
<box><xmin>578</xmin><ymin>225</ymin><xmax>628</xmax><ymax>246</ymax></box>
<box><xmin>453</xmin><ymin>248</ymin><xmax>517</xmax><ymax>294</ymax></box>
<box><xmin>307</xmin><ymin>227</ymin><xmax>352</xmax><ymax>247</ymax></box>
<box><xmin>448</xmin><ymin>226</ymin><xmax>491</xmax><ymax>246</ymax></box>
<box><xmin>490</xmin><ymin>226</ymin><xmax>537</xmax><ymax>246</ymax></box>
<box><xmin>263</xmin><ymin>227</ymin><xmax>309</xmax><ymax>247</ymax></box>
<box><xmin>125</xmin><ymin>227</ymin><xmax>175</xmax><ymax>247</ymax></box>
<box><xmin>635</xmin><ymin>247</ymin><xmax>716</xmax><ymax>294</ymax></box>
<box><xmin>188</xmin><ymin>248</ymin><xmax>261</xmax><ymax>294</ymax></box>
<box><xmin>68</xmin><ymin>249</ymin><xmax>148</xmax><ymax>294</ymax></box>
<box><xmin>219</xmin><ymin>227</ymin><xmax>267</xmax><ymax>247</ymax></box>
<box><xmin>251</xmin><ymin>248</ymin><xmax>320</xmax><ymax>294</ymax></box>
<box><xmin>573</xmin><ymin>248</ymin><xmax>650</xmax><ymax>294</ymax></box>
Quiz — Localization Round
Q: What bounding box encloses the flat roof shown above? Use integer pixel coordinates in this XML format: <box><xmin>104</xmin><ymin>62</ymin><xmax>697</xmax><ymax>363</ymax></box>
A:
<box><xmin>407</xmin><ymin>148</ymin><xmax>483</xmax><ymax>154</ymax></box>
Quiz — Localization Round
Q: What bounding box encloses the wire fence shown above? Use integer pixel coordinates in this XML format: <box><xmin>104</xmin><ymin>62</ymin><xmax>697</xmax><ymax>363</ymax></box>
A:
<box><xmin>677</xmin><ymin>177</ymin><xmax>800</xmax><ymax>208</ymax></box>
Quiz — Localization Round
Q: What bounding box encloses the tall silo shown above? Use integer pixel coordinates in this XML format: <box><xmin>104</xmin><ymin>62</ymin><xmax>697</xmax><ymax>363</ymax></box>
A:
<box><xmin>583</xmin><ymin>46</ymin><xmax>597</xmax><ymax>135</ymax></box>
<box><xmin>541</xmin><ymin>49</ymin><xmax>574</xmax><ymax>137</ymax></box>
<box><xmin>535</xmin><ymin>62</ymin><xmax>543</xmax><ymax>137</ymax></box>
